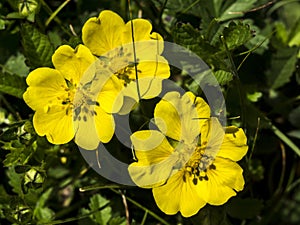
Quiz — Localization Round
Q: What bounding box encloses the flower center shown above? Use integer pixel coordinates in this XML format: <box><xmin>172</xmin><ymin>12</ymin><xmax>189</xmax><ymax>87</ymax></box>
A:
<box><xmin>98</xmin><ymin>47</ymin><xmax>140</xmax><ymax>86</ymax></box>
<box><xmin>72</xmin><ymin>82</ymin><xmax>99</xmax><ymax>122</ymax></box>
<box><xmin>179</xmin><ymin>143</ymin><xmax>216</xmax><ymax>185</ymax></box>
<box><xmin>168</xmin><ymin>136</ymin><xmax>217</xmax><ymax>185</ymax></box>
<box><xmin>44</xmin><ymin>78</ymin><xmax>100</xmax><ymax>123</ymax></box>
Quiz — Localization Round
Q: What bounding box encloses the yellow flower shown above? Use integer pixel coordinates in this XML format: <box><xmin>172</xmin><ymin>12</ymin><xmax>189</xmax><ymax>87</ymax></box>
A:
<box><xmin>23</xmin><ymin>44</ymin><xmax>115</xmax><ymax>150</ymax></box>
<box><xmin>82</xmin><ymin>10</ymin><xmax>170</xmax><ymax>113</ymax></box>
<box><xmin>128</xmin><ymin>91</ymin><xmax>248</xmax><ymax>217</ymax></box>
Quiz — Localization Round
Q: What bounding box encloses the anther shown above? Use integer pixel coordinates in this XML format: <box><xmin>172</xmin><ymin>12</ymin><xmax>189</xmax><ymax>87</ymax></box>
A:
<box><xmin>209</xmin><ymin>164</ymin><xmax>216</xmax><ymax>170</ymax></box>
<box><xmin>193</xmin><ymin>177</ymin><xmax>198</xmax><ymax>185</ymax></box>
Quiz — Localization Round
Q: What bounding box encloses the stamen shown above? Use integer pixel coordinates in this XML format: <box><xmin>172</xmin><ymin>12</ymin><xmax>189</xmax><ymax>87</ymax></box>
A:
<box><xmin>209</xmin><ymin>164</ymin><xmax>216</xmax><ymax>170</ymax></box>
<box><xmin>193</xmin><ymin>176</ymin><xmax>198</xmax><ymax>185</ymax></box>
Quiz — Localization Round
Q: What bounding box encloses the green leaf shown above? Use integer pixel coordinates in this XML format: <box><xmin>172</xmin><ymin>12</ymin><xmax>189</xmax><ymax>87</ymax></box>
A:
<box><xmin>221</xmin><ymin>21</ymin><xmax>253</xmax><ymax>50</ymax></box>
<box><xmin>6</xmin><ymin>12</ymin><xmax>26</xmax><ymax>19</ymax></box>
<box><xmin>288</xmin><ymin>18</ymin><xmax>300</xmax><ymax>47</ymax></box>
<box><xmin>0</xmin><ymin>71</ymin><xmax>27</xmax><ymax>98</ymax></box>
<box><xmin>247</xmin><ymin>91</ymin><xmax>262</xmax><ymax>102</ymax></box>
<box><xmin>21</xmin><ymin>23</ymin><xmax>54</xmax><ymax>69</ymax></box>
<box><xmin>0</xmin><ymin>19</ymin><xmax>5</xmax><ymax>30</ymax></box>
<box><xmin>226</xmin><ymin>198</ymin><xmax>263</xmax><ymax>219</ymax></box>
<box><xmin>244</xmin><ymin>19</ymin><xmax>270</xmax><ymax>55</ymax></box>
<box><xmin>289</xmin><ymin>106</ymin><xmax>300</xmax><ymax>128</ymax></box>
<box><xmin>109</xmin><ymin>216</ymin><xmax>126</xmax><ymax>225</ymax></box>
<box><xmin>288</xmin><ymin>130</ymin><xmax>300</xmax><ymax>139</ymax></box>
<box><xmin>6</xmin><ymin>166</ymin><xmax>24</xmax><ymax>196</ymax></box>
<box><xmin>172</xmin><ymin>23</ymin><xmax>226</xmax><ymax>70</ymax></box>
<box><xmin>88</xmin><ymin>194</ymin><xmax>112</xmax><ymax>225</ymax></box>
<box><xmin>2</xmin><ymin>141</ymin><xmax>33</xmax><ymax>167</ymax></box>
<box><xmin>218</xmin><ymin>0</ymin><xmax>257</xmax><ymax>21</ymax></box>
<box><xmin>214</xmin><ymin>70</ymin><xmax>233</xmax><ymax>85</ymax></box>
<box><xmin>3</xmin><ymin>52</ymin><xmax>30</xmax><ymax>77</ymax></box>
<box><xmin>33</xmin><ymin>188</ymin><xmax>54</xmax><ymax>223</ymax></box>
<box><xmin>266</xmin><ymin>47</ymin><xmax>298</xmax><ymax>89</ymax></box>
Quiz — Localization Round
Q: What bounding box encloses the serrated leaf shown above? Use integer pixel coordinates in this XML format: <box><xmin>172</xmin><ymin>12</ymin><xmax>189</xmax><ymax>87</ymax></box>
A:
<box><xmin>88</xmin><ymin>194</ymin><xmax>112</xmax><ymax>225</ymax></box>
<box><xmin>266</xmin><ymin>47</ymin><xmax>298</xmax><ymax>89</ymax></box>
<box><xmin>226</xmin><ymin>198</ymin><xmax>263</xmax><ymax>219</ymax></box>
<box><xmin>214</xmin><ymin>70</ymin><xmax>233</xmax><ymax>85</ymax></box>
<box><xmin>6</xmin><ymin>166</ymin><xmax>24</xmax><ymax>196</ymax></box>
<box><xmin>244</xmin><ymin>19</ymin><xmax>270</xmax><ymax>55</ymax></box>
<box><xmin>33</xmin><ymin>188</ymin><xmax>54</xmax><ymax>222</ymax></box>
<box><xmin>109</xmin><ymin>216</ymin><xmax>126</xmax><ymax>225</ymax></box>
<box><xmin>172</xmin><ymin>23</ymin><xmax>227</xmax><ymax>70</ymax></box>
<box><xmin>0</xmin><ymin>71</ymin><xmax>27</xmax><ymax>98</ymax></box>
<box><xmin>218</xmin><ymin>0</ymin><xmax>257</xmax><ymax>21</ymax></box>
<box><xmin>221</xmin><ymin>21</ymin><xmax>253</xmax><ymax>50</ymax></box>
<box><xmin>21</xmin><ymin>23</ymin><xmax>54</xmax><ymax>69</ymax></box>
<box><xmin>3</xmin><ymin>142</ymin><xmax>33</xmax><ymax>167</ymax></box>
<box><xmin>3</xmin><ymin>52</ymin><xmax>30</xmax><ymax>77</ymax></box>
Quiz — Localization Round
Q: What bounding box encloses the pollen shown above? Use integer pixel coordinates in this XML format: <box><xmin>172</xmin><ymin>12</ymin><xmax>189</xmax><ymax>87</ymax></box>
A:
<box><xmin>182</xmin><ymin>146</ymin><xmax>217</xmax><ymax>185</ymax></box>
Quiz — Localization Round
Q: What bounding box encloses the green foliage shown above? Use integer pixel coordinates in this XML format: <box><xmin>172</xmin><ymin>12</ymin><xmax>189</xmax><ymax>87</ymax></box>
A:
<box><xmin>0</xmin><ymin>0</ymin><xmax>300</xmax><ymax>224</ymax></box>
<box><xmin>266</xmin><ymin>47</ymin><xmax>298</xmax><ymax>89</ymax></box>
<box><xmin>221</xmin><ymin>21</ymin><xmax>253</xmax><ymax>50</ymax></box>
<box><xmin>0</xmin><ymin>71</ymin><xmax>27</xmax><ymax>98</ymax></box>
<box><xmin>217</xmin><ymin>0</ymin><xmax>257</xmax><ymax>21</ymax></box>
<box><xmin>21</xmin><ymin>23</ymin><xmax>54</xmax><ymax>69</ymax></box>
<box><xmin>3</xmin><ymin>52</ymin><xmax>30</xmax><ymax>77</ymax></box>
<box><xmin>81</xmin><ymin>194</ymin><xmax>126</xmax><ymax>225</ymax></box>
<box><xmin>33</xmin><ymin>188</ymin><xmax>55</xmax><ymax>223</ymax></box>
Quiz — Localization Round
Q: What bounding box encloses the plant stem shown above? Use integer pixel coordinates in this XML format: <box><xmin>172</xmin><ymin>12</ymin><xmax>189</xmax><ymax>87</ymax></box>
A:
<box><xmin>110</xmin><ymin>188</ymin><xmax>171</xmax><ymax>225</ymax></box>
<box><xmin>221</xmin><ymin>35</ymin><xmax>246</xmax><ymax>129</ymax></box>
<box><xmin>45</xmin><ymin>0</ymin><xmax>71</xmax><ymax>27</ymax></box>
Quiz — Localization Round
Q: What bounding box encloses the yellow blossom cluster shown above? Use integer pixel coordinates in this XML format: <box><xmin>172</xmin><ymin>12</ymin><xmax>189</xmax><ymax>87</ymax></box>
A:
<box><xmin>23</xmin><ymin>10</ymin><xmax>248</xmax><ymax>217</ymax></box>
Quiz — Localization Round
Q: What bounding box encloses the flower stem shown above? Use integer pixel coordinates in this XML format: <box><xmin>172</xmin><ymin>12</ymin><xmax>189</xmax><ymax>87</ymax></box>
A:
<box><xmin>221</xmin><ymin>35</ymin><xmax>246</xmax><ymax>129</ymax></box>
<box><xmin>110</xmin><ymin>188</ymin><xmax>171</xmax><ymax>225</ymax></box>
<box><xmin>45</xmin><ymin>0</ymin><xmax>71</xmax><ymax>27</ymax></box>
<box><xmin>40</xmin><ymin>0</ymin><xmax>73</xmax><ymax>36</ymax></box>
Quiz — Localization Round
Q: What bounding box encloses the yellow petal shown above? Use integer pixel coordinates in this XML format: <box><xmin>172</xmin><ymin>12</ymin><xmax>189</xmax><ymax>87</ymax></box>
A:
<box><xmin>82</xmin><ymin>10</ymin><xmax>124</xmax><ymax>56</ymax></box>
<box><xmin>119</xmin><ymin>77</ymin><xmax>165</xmax><ymax>114</ymax></box>
<box><xmin>130</xmin><ymin>130</ymin><xmax>173</xmax><ymax>163</ymax></box>
<box><xmin>152</xmin><ymin>171</ymin><xmax>206</xmax><ymax>217</ymax></box>
<box><xmin>185</xmin><ymin>91</ymin><xmax>210</xmax><ymax>125</ymax></box>
<box><xmin>52</xmin><ymin>45</ymin><xmax>96</xmax><ymax>86</ymax></box>
<box><xmin>94</xmin><ymin>106</ymin><xmax>115</xmax><ymax>143</ymax></box>
<box><xmin>128</xmin><ymin>130</ymin><xmax>176</xmax><ymax>187</ymax></box>
<box><xmin>154</xmin><ymin>92</ymin><xmax>182</xmax><ymax>141</ymax></box>
<box><xmin>133</xmin><ymin>57</ymin><xmax>170</xmax><ymax>80</ymax></box>
<box><xmin>201</xmin><ymin>118</ymin><xmax>225</xmax><ymax>159</ymax></box>
<box><xmin>122</xmin><ymin>19</ymin><xmax>164</xmax><ymax>54</ymax></box>
<box><xmin>154</xmin><ymin>92</ymin><xmax>208</xmax><ymax>143</ymax></box>
<box><xmin>96</xmin><ymin>75</ymin><xmax>124</xmax><ymax>113</ymax></box>
<box><xmin>23</xmin><ymin>68</ymin><xmax>67</xmax><ymax>111</ymax></box>
<box><xmin>74</xmin><ymin>106</ymin><xmax>114</xmax><ymax>150</ymax></box>
<box><xmin>33</xmin><ymin>106</ymin><xmax>74</xmax><ymax>144</ymax></box>
<box><xmin>217</xmin><ymin>126</ymin><xmax>248</xmax><ymax>161</ymax></box>
<box><xmin>197</xmin><ymin>157</ymin><xmax>245</xmax><ymax>205</ymax></box>
<box><xmin>74</xmin><ymin>113</ymin><xmax>100</xmax><ymax>150</ymax></box>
